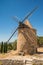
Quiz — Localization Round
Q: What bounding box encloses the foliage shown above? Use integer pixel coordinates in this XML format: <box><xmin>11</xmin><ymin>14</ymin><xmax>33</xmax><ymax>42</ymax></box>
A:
<box><xmin>4</xmin><ymin>42</ymin><xmax>8</xmax><ymax>53</ymax></box>
<box><xmin>39</xmin><ymin>37</ymin><xmax>43</xmax><ymax>43</ymax></box>
<box><xmin>7</xmin><ymin>40</ymin><xmax>17</xmax><ymax>51</ymax></box>
<box><xmin>1</xmin><ymin>42</ymin><xmax>4</xmax><ymax>53</ymax></box>
<box><xmin>0</xmin><ymin>40</ymin><xmax>17</xmax><ymax>53</ymax></box>
<box><xmin>38</xmin><ymin>36</ymin><xmax>43</xmax><ymax>46</ymax></box>
<box><xmin>12</xmin><ymin>40</ymin><xmax>17</xmax><ymax>50</ymax></box>
<box><xmin>8</xmin><ymin>43</ymin><xmax>13</xmax><ymax>50</ymax></box>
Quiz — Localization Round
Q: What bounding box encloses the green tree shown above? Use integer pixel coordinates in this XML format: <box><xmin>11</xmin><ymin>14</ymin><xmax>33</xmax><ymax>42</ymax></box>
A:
<box><xmin>37</xmin><ymin>37</ymin><xmax>43</xmax><ymax>47</ymax></box>
<box><xmin>1</xmin><ymin>42</ymin><xmax>4</xmax><ymax>53</ymax></box>
<box><xmin>13</xmin><ymin>40</ymin><xmax>17</xmax><ymax>50</ymax></box>
<box><xmin>8</xmin><ymin>43</ymin><xmax>13</xmax><ymax>50</ymax></box>
<box><xmin>4</xmin><ymin>42</ymin><xmax>8</xmax><ymax>53</ymax></box>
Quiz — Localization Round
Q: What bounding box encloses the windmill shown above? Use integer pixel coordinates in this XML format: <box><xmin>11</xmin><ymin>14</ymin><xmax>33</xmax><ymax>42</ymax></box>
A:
<box><xmin>7</xmin><ymin>7</ymin><xmax>38</xmax><ymax>55</ymax></box>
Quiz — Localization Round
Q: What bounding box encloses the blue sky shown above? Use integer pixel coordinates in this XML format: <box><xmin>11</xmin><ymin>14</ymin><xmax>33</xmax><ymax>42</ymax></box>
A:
<box><xmin>0</xmin><ymin>0</ymin><xmax>43</xmax><ymax>42</ymax></box>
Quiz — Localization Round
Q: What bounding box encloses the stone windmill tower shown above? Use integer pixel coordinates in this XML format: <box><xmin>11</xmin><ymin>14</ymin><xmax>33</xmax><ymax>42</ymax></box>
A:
<box><xmin>7</xmin><ymin>7</ymin><xmax>38</xmax><ymax>55</ymax></box>
<box><xmin>17</xmin><ymin>20</ymin><xmax>37</xmax><ymax>54</ymax></box>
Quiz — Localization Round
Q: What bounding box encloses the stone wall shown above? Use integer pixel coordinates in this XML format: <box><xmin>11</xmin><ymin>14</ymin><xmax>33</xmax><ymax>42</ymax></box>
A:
<box><xmin>0</xmin><ymin>59</ymin><xmax>43</xmax><ymax>65</ymax></box>
<box><xmin>17</xmin><ymin>20</ymin><xmax>37</xmax><ymax>55</ymax></box>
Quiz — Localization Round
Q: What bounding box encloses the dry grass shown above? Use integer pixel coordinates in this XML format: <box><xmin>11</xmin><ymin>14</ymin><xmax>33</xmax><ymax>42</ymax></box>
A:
<box><xmin>0</xmin><ymin>48</ymin><xmax>43</xmax><ymax>59</ymax></box>
<box><xmin>0</xmin><ymin>50</ymin><xmax>18</xmax><ymax>59</ymax></box>
<box><xmin>37</xmin><ymin>47</ymin><xmax>43</xmax><ymax>52</ymax></box>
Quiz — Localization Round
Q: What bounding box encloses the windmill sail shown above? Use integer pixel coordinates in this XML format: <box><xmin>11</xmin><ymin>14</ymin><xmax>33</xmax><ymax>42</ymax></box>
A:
<box><xmin>7</xmin><ymin>6</ymin><xmax>38</xmax><ymax>45</ymax></box>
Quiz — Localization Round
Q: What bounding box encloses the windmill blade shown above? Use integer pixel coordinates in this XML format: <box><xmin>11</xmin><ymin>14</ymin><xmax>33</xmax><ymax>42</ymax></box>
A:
<box><xmin>12</xmin><ymin>16</ymin><xmax>20</xmax><ymax>23</ymax></box>
<box><xmin>22</xmin><ymin>6</ymin><xmax>38</xmax><ymax>23</ymax></box>
<box><xmin>7</xmin><ymin>27</ymin><xmax>18</xmax><ymax>43</ymax></box>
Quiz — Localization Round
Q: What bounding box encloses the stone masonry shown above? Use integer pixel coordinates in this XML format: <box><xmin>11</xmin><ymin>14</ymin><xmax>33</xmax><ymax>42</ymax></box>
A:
<box><xmin>17</xmin><ymin>20</ymin><xmax>37</xmax><ymax>55</ymax></box>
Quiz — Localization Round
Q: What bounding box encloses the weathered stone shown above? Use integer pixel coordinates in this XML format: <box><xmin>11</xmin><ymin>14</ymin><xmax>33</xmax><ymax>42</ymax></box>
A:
<box><xmin>17</xmin><ymin>20</ymin><xmax>37</xmax><ymax>55</ymax></box>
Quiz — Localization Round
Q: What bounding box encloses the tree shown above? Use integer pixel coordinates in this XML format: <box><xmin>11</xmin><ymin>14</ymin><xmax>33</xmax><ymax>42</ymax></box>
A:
<box><xmin>8</xmin><ymin>43</ymin><xmax>13</xmax><ymax>50</ymax></box>
<box><xmin>4</xmin><ymin>42</ymin><xmax>8</xmax><ymax>53</ymax></box>
<box><xmin>1</xmin><ymin>42</ymin><xmax>4</xmax><ymax>53</ymax></box>
<box><xmin>12</xmin><ymin>40</ymin><xmax>17</xmax><ymax>50</ymax></box>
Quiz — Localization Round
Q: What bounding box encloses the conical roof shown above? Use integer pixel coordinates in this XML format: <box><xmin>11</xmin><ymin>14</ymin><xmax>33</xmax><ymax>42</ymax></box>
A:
<box><xmin>24</xmin><ymin>20</ymin><xmax>32</xmax><ymax>28</ymax></box>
